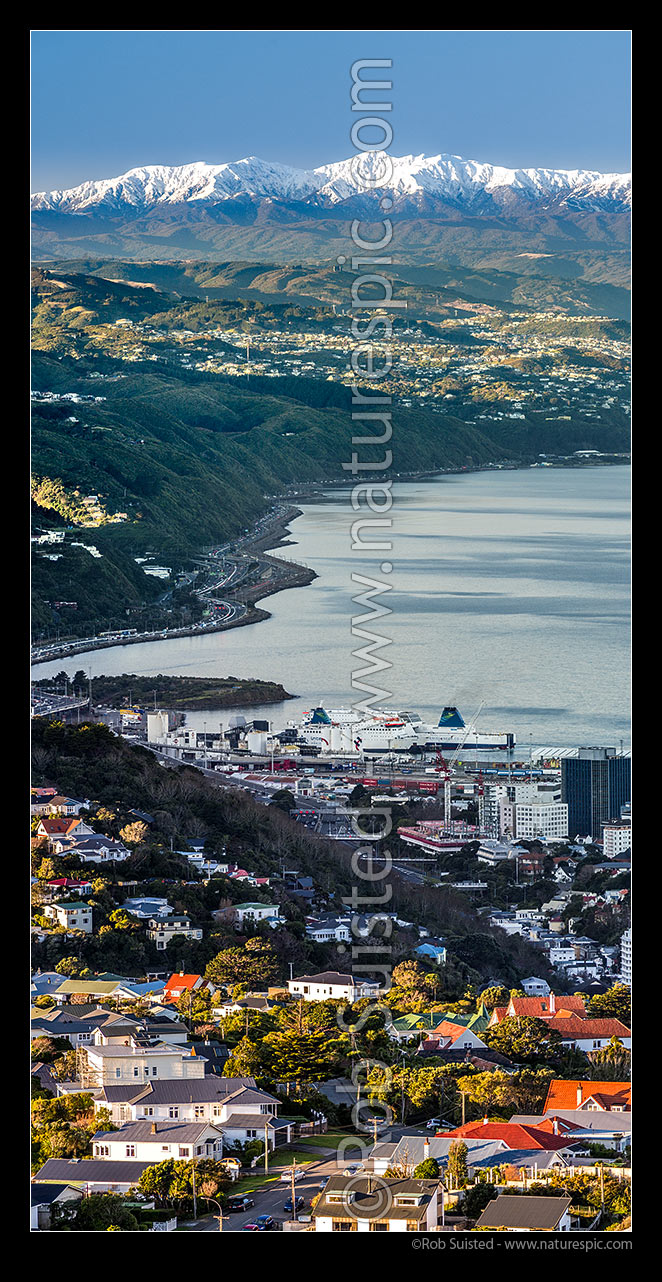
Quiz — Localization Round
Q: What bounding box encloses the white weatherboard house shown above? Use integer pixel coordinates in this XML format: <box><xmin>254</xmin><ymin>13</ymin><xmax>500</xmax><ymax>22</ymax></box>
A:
<box><xmin>232</xmin><ymin>902</ymin><xmax>284</xmax><ymax>928</ymax></box>
<box><xmin>146</xmin><ymin>915</ymin><xmax>203</xmax><ymax>950</ymax></box>
<box><xmin>80</xmin><ymin>1038</ymin><xmax>207</xmax><ymax>1087</ymax></box>
<box><xmin>288</xmin><ymin>971</ymin><xmax>381</xmax><ymax>1003</ymax></box>
<box><xmin>92</xmin><ymin>1119</ymin><xmax>224</xmax><ymax>1163</ymax></box>
<box><xmin>43</xmin><ymin>901</ymin><xmax>93</xmax><ymax>933</ymax></box>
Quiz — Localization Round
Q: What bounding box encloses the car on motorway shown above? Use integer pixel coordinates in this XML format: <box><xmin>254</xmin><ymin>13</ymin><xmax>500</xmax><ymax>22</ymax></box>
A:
<box><xmin>227</xmin><ymin>1195</ymin><xmax>256</xmax><ymax>1213</ymax></box>
<box><xmin>283</xmin><ymin>1196</ymin><xmax>305</xmax><ymax>1214</ymax></box>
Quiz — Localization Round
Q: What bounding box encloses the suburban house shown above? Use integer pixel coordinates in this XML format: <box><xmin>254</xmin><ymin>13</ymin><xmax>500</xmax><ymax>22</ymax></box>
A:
<box><xmin>120</xmin><ymin>897</ymin><xmax>174</xmax><ymax>919</ymax></box>
<box><xmin>230</xmin><ymin>902</ymin><xmax>284</xmax><ymax>929</ymax></box>
<box><xmin>146</xmin><ymin>915</ymin><xmax>203</xmax><ymax>950</ymax></box>
<box><xmin>442</xmin><ymin>1121</ymin><xmax>580</xmax><ymax>1152</ymax></box>
<box><xmin>545</xmin><ymin>1017</ymin><xmax>631</xmax><ymax>1051</ymax></box>
<box><xmin>313</xmin><ymin>1176</ymin><xmax>440</xmax><ymax>1233</ymax></box>
<box><xmin>31</xmin><ymin>795</ymin><xmax>89</xmax><ymax>817</ymax></box>
<box><xmin>43</xmin><ymin>901</ymin><xmax>93</xmax><ymax>933</ymax></box>
<box><xmin>510</xmin><ymin>1112</ymin><xmax>631</xmax><ymax>1150</ymax></box>
<box><xmin>49</xmin><ymin>835</ymin><xmax>130</xmax><ymax>864</ymax></box>
<box><xmin>474</xmin><ymin>1193</ymin><xmax>573</xmax><ymax>1232</ymax></box>
<box><xmin>371</xmin><ymin>1136</ymin><xmax>510</xmax><ymax>1176</ymax></box>
<box><xmin>487</xmin><ymin>993</ymin><xmax>587</xmax><ymax>1025</ymax></box>
<box><xmin>543</xmin><ymin>1079</ymin><xmax>631</xmax><ymax>1113</ymax></box>
<box><xmin>52</xmin><ymin>978</ymin><xmax>125</xmax><ymax>1004</ymax></box>
<box><xmin>389</xmin><ymin>1005</ymin><xmax>490</xmax><ymax>1045</ymax></box>
<box><xmin>90</xmin><ymin>1076</ymin><xmax>292</xmax><ymax>1147</ymax></box>
<box><xmin>92</xmin><ymin>1118</ymin><xmax>224</xmax><ymax>1163</ymax></box>
<box><xmin>32</xmin><ymin>1158</ymin><xmax>151</xmax><ymax>1194</ymax></box>
<box><xmin>415</xmin><ymin>939</ymin><xmax>447</xmax><ymax>965</ymax></box>
<box><xmin>36</xmin><ymin>816</ymin><xmax>95</xmax><ymax>846</ymax></box>
<box><xmin>521</xmin><ymin>977</ymin><xmax>551</xmax><ymax>997</ymax></box>
<box><xmin>77</xmin><ymin>1037</ymin><xmax>208</xmax><ymax>1087</ymax></box>
<box><xmin>305</xmin><ymin>917</ymin><xmax>351</xmax><ymax>944</ymax></box>
<box><xmin>288</xmin><ymin>971</ymin><xmax>381</xmax><ymax>1003</ymax></box>
<box><xmin>45</xmin><ymin>878</ymin><xmax>93</xmax><ymax>898</ymax></box>
<box><xmin>161</xmin><ymin>972</ymin><xmax>215</xmax><ymax>1005</ymax></box>
<box><xmin>31</xmin><ymin>1182</ymin><xmax>83</xmax><ymax>1230</ymax></box>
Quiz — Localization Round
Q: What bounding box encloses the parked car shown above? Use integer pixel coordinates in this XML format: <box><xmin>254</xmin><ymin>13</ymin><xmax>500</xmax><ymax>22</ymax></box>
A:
<box><xmin>242</xmin><ymin>1223</ymin><xmax>260</xmax><ymax>1232</ymax></box>
<box><xmin>426</xmin><ymin>1118</ymin><xmax>442</xmax><ymax>1129</ymax></box>
<box><xmin>283</xmin><ymin>1196</ymin><xmax>305</xmax><ymax>1214</ymax></box>
<box><xmin>256</xmin><ymin>1215</ymin><xmax>276</xmax><ymax>1231</ymax></box>
<box><xmin>227</xmin><ymin>1196</ymin><xmax>255</xmax><ymax>1213</ymax></box>
<box><xmin>343</xmin><ymin>1164</ymin><xmax>363</xmax><ymax>1176</ymax></box>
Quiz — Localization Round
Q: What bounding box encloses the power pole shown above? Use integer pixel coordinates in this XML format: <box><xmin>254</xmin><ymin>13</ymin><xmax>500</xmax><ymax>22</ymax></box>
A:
<box><xmin>192</xmin><ymin>1159</ymin><xmax>197</xmax><ymax>1219</ymax></box>
<box><xmin>264</xmin><ymin>1122</ymin><xmax>269</xmax><ymax>1174</ymax></box>
<box><xmin>290</xmin><ymin>1160</ymin><xmax>297</xmax><ymax>1220</ymax></box>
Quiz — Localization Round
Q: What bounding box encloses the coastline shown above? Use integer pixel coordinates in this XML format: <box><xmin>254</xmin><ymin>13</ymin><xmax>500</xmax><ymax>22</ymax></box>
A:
<box><xmin>30</xmin><ymin>457</ymin><xmax>629</xmax><ymax>669</ymax></box>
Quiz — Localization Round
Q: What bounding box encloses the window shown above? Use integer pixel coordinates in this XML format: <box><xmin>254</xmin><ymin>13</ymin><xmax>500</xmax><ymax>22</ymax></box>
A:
<box><xmin>194</xmin><ymin>1106</ymin><xmax>205</xmax><ymax>1119</ymax></box>
<box><xmin>96</xmin><ymin>1145</ymin><xmax>110</xmax><ymax>1157</ymax></box>
<box><xmin>143</xmin><ymin>1108</ymin><xmax>154</xmax><ymax>1117</ymax></box>
<box><xmin>134</xmin><ymin>1068</ymin><xmax>140</xmax><ymax>1078</ymax></box>
<box><xmin>179</xmin><ymin>1147</ymin><xmax>190</xmax><ymax>1158</ymax></box>
<box><xmin>126</xmin><ymin>1145</ymin><xmax>135</xmax><ymax>1157</ymax></box>
<box><xmin>369</xmin><ymin>1222</ymin><xmax>389</xmax><ymax>1232</ymax></box>
<box><xmin>332</xmin><ymin>1221</ymin><xmax>356</xmax><ymax>1232</ymax></box>
<box><xmin>169</xmin><ymin>1108</ymin><xmax>179</xmax><ymax>1119</ymax></box>
<box><xmin>115</xmin><ymin>1069</ymin><xmax>122</xmax><ymax>1079</ymax></box>
<box><xmin>152</xmin><ymin>1067</ymin><xmax>158</xmax><ymax>1076</ymax></box>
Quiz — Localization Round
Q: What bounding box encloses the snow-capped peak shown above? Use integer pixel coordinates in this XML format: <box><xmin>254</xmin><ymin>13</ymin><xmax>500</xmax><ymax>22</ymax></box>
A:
<box><xmin>31</xmin><ymin>151</ymin><xmax>631</xmax><ymax>213</ymax></box>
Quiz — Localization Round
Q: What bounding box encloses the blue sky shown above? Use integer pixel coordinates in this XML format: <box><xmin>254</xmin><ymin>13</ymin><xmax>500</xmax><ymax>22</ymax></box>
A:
<box><xmin>31</xmin><ymin>30</ymin><xmax>631</xmax><ymax>191</ymax></box>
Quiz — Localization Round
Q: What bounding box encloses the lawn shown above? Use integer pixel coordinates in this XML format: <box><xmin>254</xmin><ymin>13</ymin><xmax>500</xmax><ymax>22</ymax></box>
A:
<box><xmin>299</xmin><ymin>1130</ymin><xmax>364</xmax><ymax>1150</ymax></box>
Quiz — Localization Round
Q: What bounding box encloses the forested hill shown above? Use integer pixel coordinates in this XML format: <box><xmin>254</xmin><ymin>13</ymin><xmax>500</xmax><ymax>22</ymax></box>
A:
<box><xmin>32</xmin><ymin>349</ymin><xmax>511</xmax><ymax>554</ymax></box>
<box><xmin>31</xmin><ymin>266</ymin><xmax>629</xmax><ymax>638</ymax></box>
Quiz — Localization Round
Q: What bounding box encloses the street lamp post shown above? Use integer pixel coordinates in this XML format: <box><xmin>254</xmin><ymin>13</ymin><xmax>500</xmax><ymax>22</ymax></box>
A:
<box><xmin>204</xmin><ymin>1196</ymin><xmax>225</xmax><ymax>1232</ymax></box>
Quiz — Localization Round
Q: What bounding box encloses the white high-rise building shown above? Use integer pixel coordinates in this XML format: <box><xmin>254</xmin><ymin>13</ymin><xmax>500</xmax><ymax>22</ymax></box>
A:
<box><xmin>498</xmin><ymin>798</ymin><xmax>568</xmax><ymax>841</ymax></box>
<box><xmin>603</xmin><ymin>822</ymin><xmax>632</xmax><ymax>858</ymax></box>
<box><xmin>620</xmin><ymin>928</ymin><xmax>632</xmax><ymax>986</ymax></box>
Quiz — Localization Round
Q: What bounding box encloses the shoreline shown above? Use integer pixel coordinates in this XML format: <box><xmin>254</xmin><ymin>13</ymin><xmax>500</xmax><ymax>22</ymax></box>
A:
<box><xmin>30</xmin><ymin>457</ymin><xmax>629</xmax><ymax>669</ymax></box>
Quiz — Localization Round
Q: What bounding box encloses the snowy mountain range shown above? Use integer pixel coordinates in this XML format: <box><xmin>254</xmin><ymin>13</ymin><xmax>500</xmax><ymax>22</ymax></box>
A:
<box><xmin>31</xmin><ymin>152</ymin><xmax>631</xmax><ymax>214</ymax></box>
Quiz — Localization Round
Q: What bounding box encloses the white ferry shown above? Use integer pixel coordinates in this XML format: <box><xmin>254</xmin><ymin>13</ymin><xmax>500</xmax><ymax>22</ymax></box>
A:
<box><xmin>289</xmin><ymin>706</ymin><xmax>514</xmax><ymax>754</ymax></box>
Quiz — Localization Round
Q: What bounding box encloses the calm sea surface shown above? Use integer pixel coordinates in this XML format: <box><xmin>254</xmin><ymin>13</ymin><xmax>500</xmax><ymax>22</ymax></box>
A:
<box><xmin>33</xmin><ymin>467</ymin><xmax>631</xmax><ymax>749</ymax></box>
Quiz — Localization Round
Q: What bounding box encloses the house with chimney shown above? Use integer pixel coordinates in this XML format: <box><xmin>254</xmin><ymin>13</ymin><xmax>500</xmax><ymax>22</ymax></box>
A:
<box><xmin>90</xmin><ymin>1075</ymin><xmax>291</xmax><ymax>1150</ymax></box>
<box><xmin>487</xmin><ymin>992</ymin><xmax>587</xmax><ymax>1026</ymax></box>
<box><xmin>92</xmin><ymin>1118</ymin><xmax>224</xmax><ymax>1163</ymax></box>
<box><xmin>543</xmin><ymin>1079</ymin><xmax>630</xmax><ymax>1114</ymax></box>
<box><xmin>78</xmin><ymin>1035</ymin><xmax>207</xmax><ymax>1088</ymax></box>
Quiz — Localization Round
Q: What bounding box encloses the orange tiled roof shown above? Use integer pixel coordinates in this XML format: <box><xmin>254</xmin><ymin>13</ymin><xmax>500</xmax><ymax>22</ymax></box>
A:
<box><xmin>38</xmin><ymin>816</ymin><xmax>79</xmax><ymax>834</ymax></box>
<box><xmin>549</xmin><ymin>1018</ymin><xmax>631</xmax><ymax>1038</ymax></box>
<box><xmin>543</xmin><ymin>1079</ymin><xmax>631</xmax><ymax>1112</ymax></box>
<box><xmin>163</xmin><ymin>973</ymin><xmax>202</xmax><ymax>996</ymax></box>
<box><xmin>444</xmin><ymin>1122</ymin><xmax>573</xmax><ymax>1150</ymax></box>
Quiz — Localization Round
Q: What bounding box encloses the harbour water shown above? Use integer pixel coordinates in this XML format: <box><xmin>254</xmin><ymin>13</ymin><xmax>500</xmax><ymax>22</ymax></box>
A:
<box><xmin>32</xmin><ymin>466</ymin><xmax>631</xmax><ymax>749</ymax></box>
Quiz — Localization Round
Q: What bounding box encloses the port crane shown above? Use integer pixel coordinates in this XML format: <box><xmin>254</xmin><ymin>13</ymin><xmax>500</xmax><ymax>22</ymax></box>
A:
<box><xmin>433</xmin><ymin>701</ymin><xmax>485</xmax><ymax>825</ymax></box>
